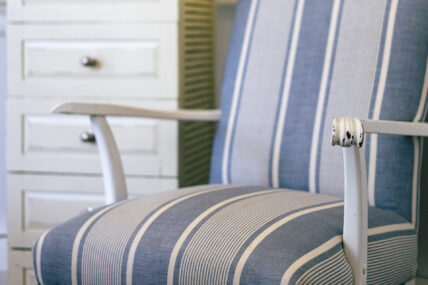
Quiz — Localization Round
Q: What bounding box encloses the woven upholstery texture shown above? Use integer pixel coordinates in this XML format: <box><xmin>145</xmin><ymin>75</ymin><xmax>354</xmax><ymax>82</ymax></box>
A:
<box><xmin>34</xmin><ymin>185</ymin><xmax>417</xmax><ymax>284</ymax></box>
<box><xmin>210</xmin><ymin>0</ymin><xmax>428</xmax><ymax>226</ymax></box>
<box><xmin>34</xmin><ymin>0</ymin><xmax>428</xmax><ymax>284</ymax></box>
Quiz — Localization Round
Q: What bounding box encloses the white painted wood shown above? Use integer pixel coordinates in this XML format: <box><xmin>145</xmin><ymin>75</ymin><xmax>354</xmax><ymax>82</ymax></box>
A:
<box><xmin>7</xmin><ymin>98</ymin><xmax>178</xmax><ymax>176</ymax></box>
<box><xmin>8</xmin><ymin>0</ymin><xmax>178</xmax><ymax>22</ymax></box>
<box><xmin>7</xmin><ymin>173</ymin><xmax>178</xmax><ymax>248</ymax></box>
<box><xmin>23</xmin><ymin>115</ymin><xmax>157</xmax><ymax>154</ymax></box>
<box><xmin>332</xmin><ymin>117</ymin><xmax>428</xmax><ymax>285</ymax></box>
<box><xmin>7</xmin><ymin>24</ymin><xmax>178</xmax><ymax>99</ymax></box>
<box><xmin>332</xmin><ymin>117</ymin><xmax>364</xmax><ymax>147</ymax></box>
<box><xmin>54</xmin><ymin>103</ymin><xmax>219</xmax><ymax>204</ymax></box>
<box><xmin>5</xmin><ymin>1</ymin><xmax>217</xmax><ymax>283</ymax></box>
<box><xmin>24</xmin><ymin>40</ymin><xmax>158</xmax><ymax>78</ymax></box>
<box><xmin>53</xmin><ymin>102</ymin><xmax>221</xmax><ymax>121</ymax></box>
<box><xmin>342</xmin><ymin>146</ymin><xmax>368</xmax><ymax>285</ymax></box>
<box><xmin>334</xmin><ymin>117</ymin><xmax>428</xmax><ymax>138</ymax></box>
<box><xmin>8</xmin><ymin>250</ymin><xmax>36</xmax><ymax>285</ymax></box>
<box><xmin>90</xmin><ymin>115</ymin><xmax>127</xmax><ymax>204</ymax></box>
<box><xmin>361</xmin><ymin>119</ymin><xmax>428</xmax><ymax>137</ymax></box>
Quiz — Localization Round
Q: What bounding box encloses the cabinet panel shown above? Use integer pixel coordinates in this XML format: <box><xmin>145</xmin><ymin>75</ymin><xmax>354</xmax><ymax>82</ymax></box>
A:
<box><xmin>7</xmin><ymin>24</ymin><xmax>178</xmax><ymax>99</ymax></box>
<box><xmin>24</xmin><ymin>115</ymin><xmax>157</xmax><ymax>155</ymax></box>
<box><xmin>24</xmin><ymin>40</ymin><xmax>158</xmax><ymax>79</ymax></box>
<box><xmin>7</xmin><ymin>174</ymin><xmax>178</xmax><ymax>248</ymax></box>
<box><xmin>7</xmin><ymin>98</ymin><xmax>178</xmax><ymax>176</ymax></box>
<box><xmin>8</xmin><ymin>0</ymin><xmax>178</xmax><ymax>22</ymax></box>
<box><xmin>8</xmin><ymin>251</ymin><xmax>36</xmax><ymax>285</ymax></box>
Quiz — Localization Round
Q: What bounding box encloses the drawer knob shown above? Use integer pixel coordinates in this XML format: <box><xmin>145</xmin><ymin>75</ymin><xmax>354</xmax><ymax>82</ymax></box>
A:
<box><xmin>80</xmin><ymin>130</ymin><xmax>96</xmax><ymax>144</ymax></box>
<box><xmin>81</xmin><ymin>56</ymin><xmax>98</xmax><ymax>68</ymax></box>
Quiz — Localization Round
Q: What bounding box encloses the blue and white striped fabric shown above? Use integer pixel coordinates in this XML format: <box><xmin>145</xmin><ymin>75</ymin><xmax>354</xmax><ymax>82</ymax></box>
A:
<box><xmin>34</xmin><ymin>185</ymin><xmax>417</xmax><ymax>284</ymax></box>
<box><xmin>34</xmin><ymin>0</ymin><xmax>427</xmax><ymax>284</ymax></box>
<box><xmin>210</xmin><ymin>0</ymin><xmax>428</xmax><ymax>228</ymax></box>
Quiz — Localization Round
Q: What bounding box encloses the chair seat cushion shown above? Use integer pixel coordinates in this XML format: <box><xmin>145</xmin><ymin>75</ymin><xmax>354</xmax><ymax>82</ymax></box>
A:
<box><xmin>33</xmin><ymin>185</ymin><xmax>417</xmax><ymax>284</ymax></box>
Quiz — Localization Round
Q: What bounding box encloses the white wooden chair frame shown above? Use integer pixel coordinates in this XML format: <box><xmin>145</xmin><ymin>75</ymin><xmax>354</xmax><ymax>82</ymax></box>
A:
<box><xmin>53</xmin><ymin>102</ymin><xmax>426</xmax><ymax>285</ymax></box>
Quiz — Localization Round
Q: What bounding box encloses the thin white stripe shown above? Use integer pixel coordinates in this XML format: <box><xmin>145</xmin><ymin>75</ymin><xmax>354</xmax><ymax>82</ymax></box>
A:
<box><xmin>300</xmin><ymin>250</ymin><xmax>343</xmax><ymax>285</ymax></box>
<box><xmin>178</xmin><ymin>191</ymin><xmax>337</xmax><ymax>284</ymax></box>
<box><xmin>282</xmin><ymin>235</ymin><xmax>342</xmax><ymax>285</ymax></box>
<box><xmin>272</xmin><ymin>0</ymin><xmax>305</xmax><ymax>187</ymax></box>
<box><xmin>35</xmin><ymin>231</ymin><xmax>49</xmax><ymax>285</ymax></box>
<box><xmin>281</xmin><ymin>222</ymin><xmax>413</xmax><ymax>284</ymax></box>
<box><xmin>126</xmin><ymin>185</ymin><xmax>237</xmax><ymax>285</ymax></box>
<box><xmin>368</xmin><ymin>260</ymin><xmax>417</xmax><ymax>282</ymax></box>
<box><xmin>323</xmin><ymin>258</ymin><xmax>353</xmax><ymax>285</ymax></box>
<box><xmin>369</xmin><ymin>236</ymin><xmax>416</xmax><ymax>248</ymax></box>
<box><xmin>179</xmin><ymin>192</ymin><xmax>285</xmax><ymax>284</ymax></box>
<box><xmin>367</xmin><ymin>223</ymin><xmax>413</xmax><ymax>236</ymax></box>
<box><xmin>413</xmin><ymin>56</ymin><xmax>428</xmax><ymax>121</ymax></box>
<box><xmin>411</xmin><ymin>56</ymin><xmax>428</xmax><ymax>227</ymax></box>
<box><xmin>368</xmin><ymin>248</ymin><xmax>417</xmax><ymax>264</ymax></box>
<box><xmin>312</xmin><ymin>255</ymin><xmax>350</xmax><ymax>285</ymax></box>
<box><xmin>221</xmin><ymin>0</ymin><xmax>259</xmax><ymax>184</ymax></box>
<box><xmin>412</xmin><ymin>137</ymin><xmax>419</xmax><ymax>228</ymax></box>
<box><xmin>369</xmin><ymin>241</ymin><xmax>417</xmax><ymax>256</ymax></box>
<box><xmin>232</xmin><ymin>201</ymin><xmax>344</xmax><ymax>284</ymax></box>
<box><xmin>71</xmin><ymin>203</ymin><xmax>119</xmax><ymax>285</ymax></box>
<box><xmin>368</xmin><ymin>0</ymin><xmax>399</xmax><ymax>206</ymax></box>
<box><xmin>308</xmin><ymin>0</ymin><xmax>341</xmax><ymax>193</ymax></box>
<box><xmin>166</xmin><ymin>189</ymin><xmax>277</xmax><ymax>284</ymax></box>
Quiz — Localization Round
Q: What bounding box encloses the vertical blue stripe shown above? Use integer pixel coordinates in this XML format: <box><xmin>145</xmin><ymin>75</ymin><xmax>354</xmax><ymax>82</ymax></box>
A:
<box><xmin>276</xmin><ymin>0</ymin><xmax>335</xmax><ymax>190</ymax></box>
<box><xmin>364</xmin><ymin>0</ymin><xmax>392</xmax><ymax>198</ymax></box>
<box><xmin>374</xmin><ymin>0</ymin><xmax>428</xmax><ymax>222</ymax></box>
<box><xmin>209</xmin><ymin>0</ymin><xmax>254</xmax><ymax>183</ymax></box>
<box><xmin>130</xmin><ymin>186</ymin><xmax>268</xmax><ymax>284</ymax></box>
<box><xmin>226</xmin><ymin>0</ymin><xmax>261</xmax><ymax>183</ymax></box>
<box><xmin>76</xmin><ymin>204</ymin><xmax>123</xmax><ymax>285</ymax></box>
<box><xmin>39</xmin><ymin>206</ymin><xmax>111</xmax><ymax>285</ymax></box>
<box><xmin>314</xmin><ymin>0</ymin><xmax>344</xmax><ymax>193</ymax></box>
<box><xmin>268</xmin><ymin>0</ymin><xmax>299</xmax><ymax>187</ymax></box>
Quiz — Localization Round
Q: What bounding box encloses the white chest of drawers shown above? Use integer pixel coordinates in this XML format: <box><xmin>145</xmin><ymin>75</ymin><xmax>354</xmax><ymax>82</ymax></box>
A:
<box><xmin>6</xmin><ymin>1</ymin><xmax>216</xmax><ymax>283</ymax></box>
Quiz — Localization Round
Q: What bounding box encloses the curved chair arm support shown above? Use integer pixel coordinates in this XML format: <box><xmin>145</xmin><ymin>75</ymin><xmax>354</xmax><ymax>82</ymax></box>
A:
<box><xmin>52</xmin><ymin>102</ymin><xmax>222</xmax><ymax>122</ymax></box>
<box><xmin>90</xmin><ymin>116</ymin><xmax>128</xmax><ymax>204</ymax></box>
<box><xmin>52</xmin><ymin>102</ymin><xmax>221</xmax><ymax>205</ymax></box>
<box><xmin>332</xmin><ymin>117</ymin><xmax>428</xmax><ymax>285</ymax></box>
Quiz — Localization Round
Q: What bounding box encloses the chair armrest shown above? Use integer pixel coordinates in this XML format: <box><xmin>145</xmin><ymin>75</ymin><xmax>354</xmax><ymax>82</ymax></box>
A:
<box><xmin>332</xmin><ymin>117</ymin><xmax>428</xmax><ymax>148</ymax></box>
<box><xmin>52</xmin><ymin>102</ymin><xmax>221</xmax><ymax>122</ymax></box>
<box><xmin>51</xmin><ymin>102</ymin><xmax>220</xmax><ymax>206</ymax></box>
<box><xmin>331</xmin><ymin>117</ymin><xmax>427</xmax><ymax>285</ymax></box>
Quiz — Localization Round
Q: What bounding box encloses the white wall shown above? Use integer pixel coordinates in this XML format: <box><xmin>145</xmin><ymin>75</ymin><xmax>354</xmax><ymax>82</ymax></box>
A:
<box><xmin>0</xmin><ymin>0</ymin><xmax>6</xmax><ymax>237</ymax></box>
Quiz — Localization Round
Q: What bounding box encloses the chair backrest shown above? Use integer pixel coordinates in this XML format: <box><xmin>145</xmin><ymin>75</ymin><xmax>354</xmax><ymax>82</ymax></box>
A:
<box><xmin>210</xmin><ymin>0</ymin><xmax>428</xmax><ymax>226</ymax></box>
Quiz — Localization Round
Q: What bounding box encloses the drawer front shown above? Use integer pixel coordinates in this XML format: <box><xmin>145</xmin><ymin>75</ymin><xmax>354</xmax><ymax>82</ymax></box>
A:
<box><xmin>7</xmin><ymin>24</ymin><xmax>178</xmax><ymax>99</ymax></box>
<box><xmin>7</xmin><ymin>98</ymin><xmax>178</xmax><ymax>176</ymax></box>
<box><xmin>8</xmin><ymin>0</ymin><xmax>178</xmax><ymax>22</ymax></box>
<box><xmin>8</xmin><ymin>174</ymin><xmax>178</xmax><ymax>248</ymax></box>
<box><xmin>24</xmin><ymin>40</ymin><xmax>158</xmax><ymax>78</ymax></box>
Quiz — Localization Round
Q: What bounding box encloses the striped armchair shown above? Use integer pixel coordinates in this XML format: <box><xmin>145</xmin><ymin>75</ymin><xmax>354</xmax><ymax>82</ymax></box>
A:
<box><xmin>33</xmin><ymin>0</ymin><xmax>428</xmax><ymax>284</ymax></box>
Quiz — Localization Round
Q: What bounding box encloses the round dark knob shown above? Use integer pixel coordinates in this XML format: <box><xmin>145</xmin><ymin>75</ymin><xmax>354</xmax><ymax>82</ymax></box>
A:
<box><xmin>80</xmin><ymin>56</ymin><xmax>98</xmax><ymax>67</ymax></box>
<box><xmin>80</xmin><ymin>130</ymin><xmax>96</xmax><ymax>144</ymax></box>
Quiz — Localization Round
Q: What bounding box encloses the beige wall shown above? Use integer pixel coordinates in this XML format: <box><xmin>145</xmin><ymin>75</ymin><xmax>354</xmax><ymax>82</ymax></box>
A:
<box><xmin>216</xmin><ymin>2</ymin><xmax>236</xmax><ymax>103</ymax></box>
